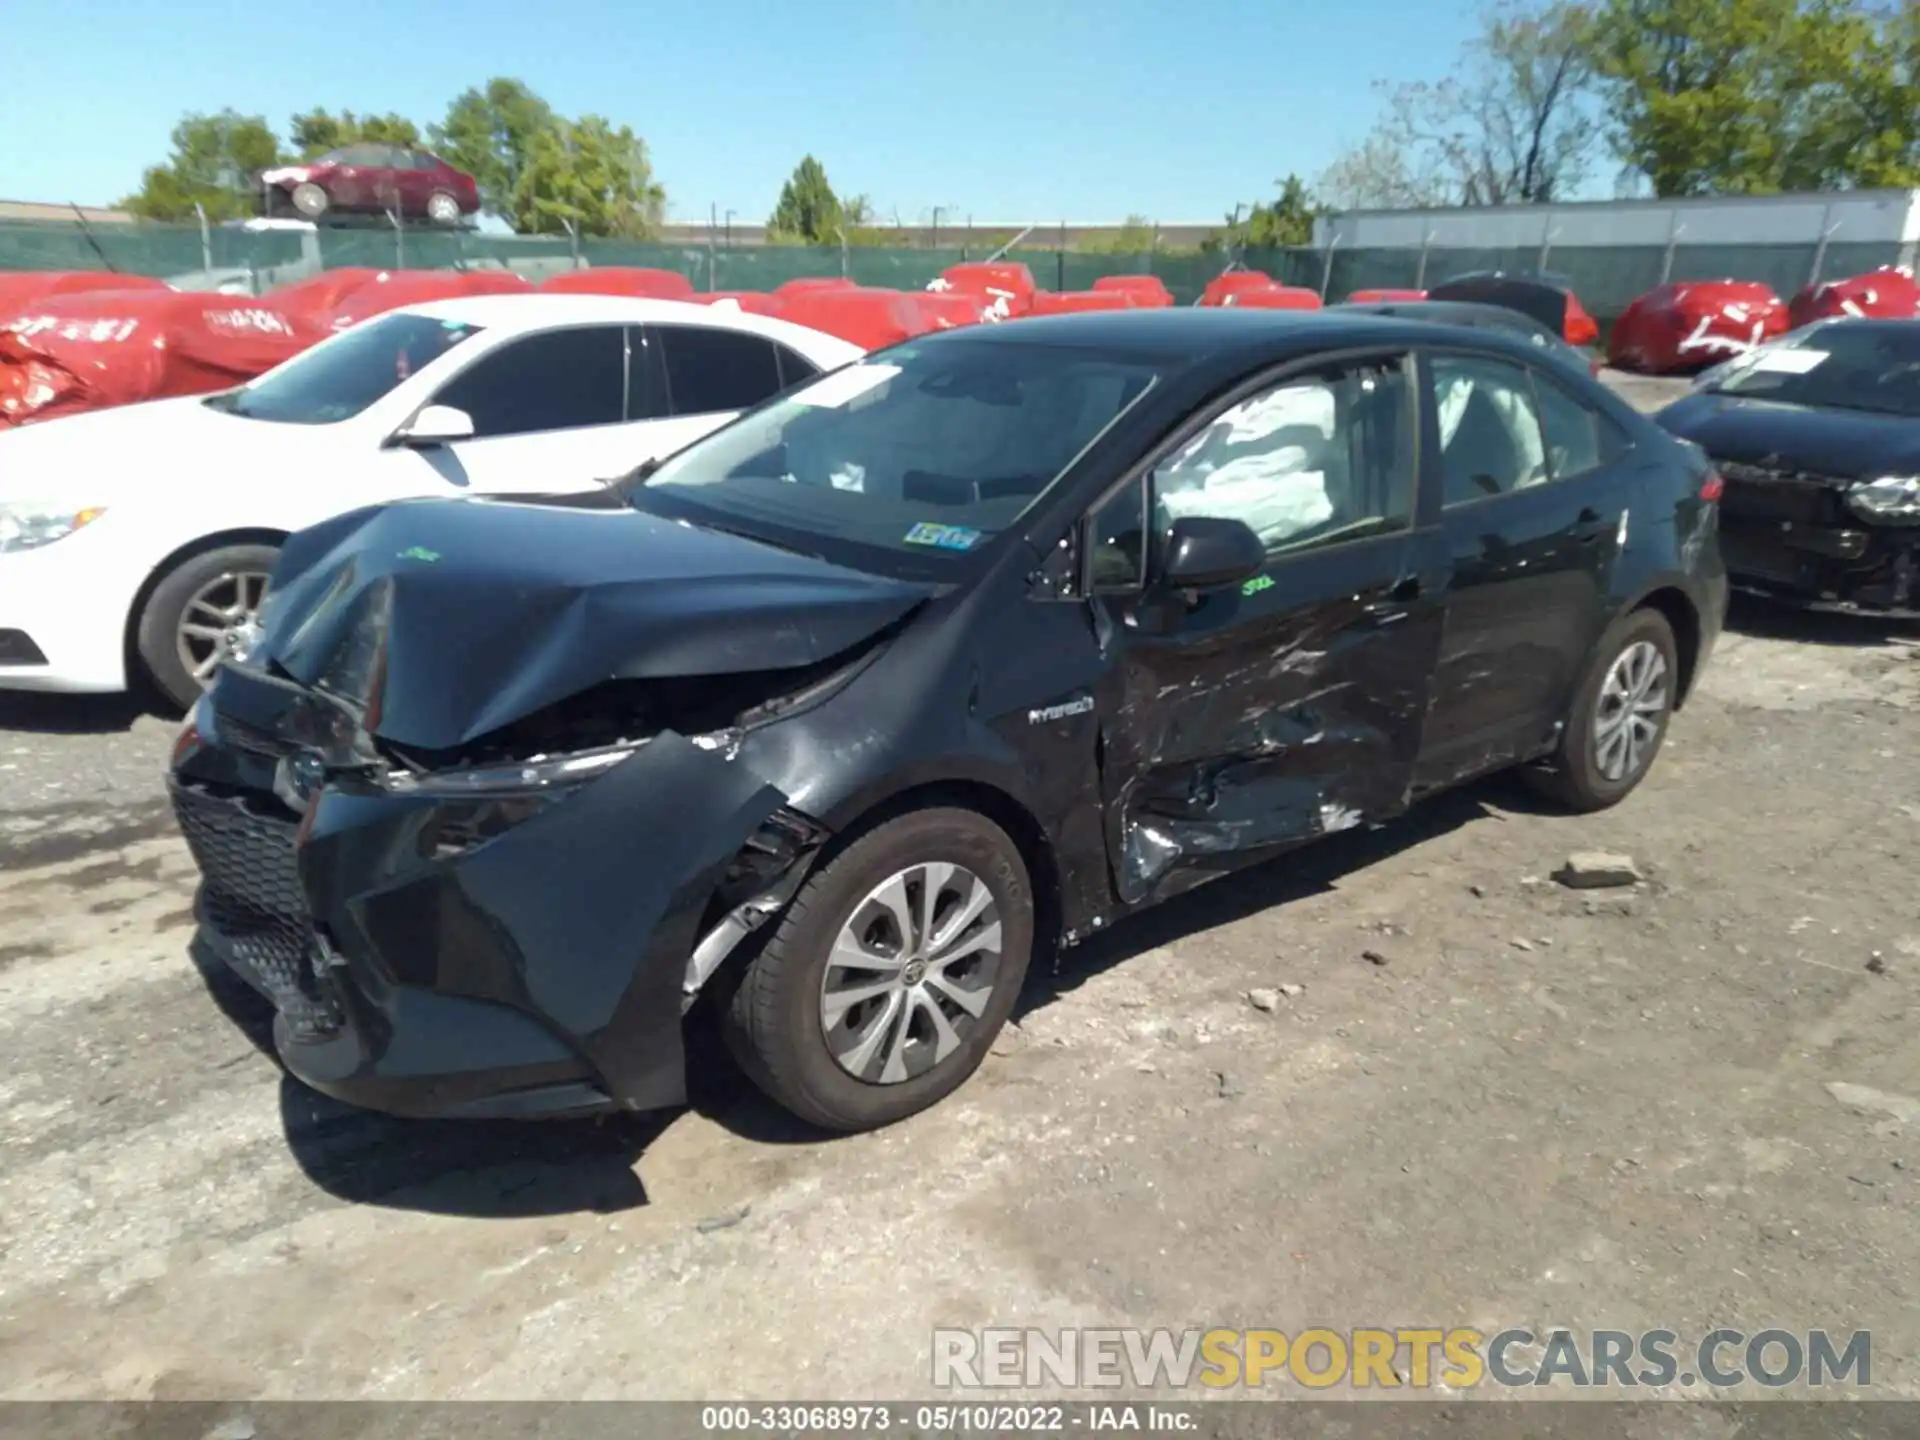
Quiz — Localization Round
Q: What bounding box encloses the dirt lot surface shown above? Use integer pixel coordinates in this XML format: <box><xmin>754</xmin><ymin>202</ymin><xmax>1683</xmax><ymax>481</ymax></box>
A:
<box><xmin>3</xmin><ymin>375</ymin><xmax>1917</xmax><ymax>1411</ymax></box>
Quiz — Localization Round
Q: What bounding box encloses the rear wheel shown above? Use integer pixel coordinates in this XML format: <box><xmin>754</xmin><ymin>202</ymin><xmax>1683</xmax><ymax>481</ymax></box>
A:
<box><xmin>723</xmin><ymin>807</ymin><xmax>1034</xmax><ymax>1132</ymax></box>
<box><xmin>1523</xmin><ymin>607</ymin><xmax>1678</xmax><ymax>812</ymax></box>
<box><xmin>136</xmin><ymin>543</ymin><xmax>278</xmax><ymax>711</ymax></box>
<box><xmin>289</xmin><ymin>182</ymin><xmax>329</xmax><ymax>219</ymax></box>
<box><xmin>425</xmin><ymin>191</ymin><xmax>461</xmax><ymax>225</ymax></box>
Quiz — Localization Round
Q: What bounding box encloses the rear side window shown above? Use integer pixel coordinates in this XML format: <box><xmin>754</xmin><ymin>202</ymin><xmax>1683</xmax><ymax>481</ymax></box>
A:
<box><xmin>656</xmin><ymin>326</ymin><xmax>784</xmax><ymax>415</ymax></box>
<box><xmin>1428</xmin><ymin>355</ymin><xmax>1552</xmax><ymax>505</ymax></box>
<box><xmin>1531</xmin><ymin>371</ymin><xmax>1612</xmax><ymax>480</ymax></box>
<box><xmin>432</xmin><ymin>325</ymin><xmax>627</xmax><ymax>438</ymax></box>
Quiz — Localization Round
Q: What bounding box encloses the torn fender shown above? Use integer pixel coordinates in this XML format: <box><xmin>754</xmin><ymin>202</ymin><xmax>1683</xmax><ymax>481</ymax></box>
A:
<box><xmin>298</xmin><ymin>732</ymin><xmax>798</xmax><ymax>1111</ymax></box>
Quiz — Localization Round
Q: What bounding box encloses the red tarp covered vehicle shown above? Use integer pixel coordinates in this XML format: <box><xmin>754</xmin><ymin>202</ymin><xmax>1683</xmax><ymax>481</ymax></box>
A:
<box><xmin>265</xmin><ymin>267</ymin><xmax>387</xmax><ymax>330</ymax></box>
<box><xmin>323</xmin><ymin>268</ymin><xmax>532</xmax><ymax>329</ymax></box>
<box><xmin>775</xmin><ymin>276</ymin><xmax>860</xmax><ymax>298</ymax></box>
<box><xmin>931</xmin><ymin>262</ymin><xmax>1036</xmax><ymax>319</ymax></box>
<box><xmin>1091</xmin><ymin>274</ymin><xmax>1173</xmax><ymax>306</ymax></box>
<box><xmin>689</xmin><ymin>291</ymin><xmax>788</xmax><ymax>317</ymax></box>
<box><xmin>1218</xmin><ymin>285</ymin><xmax>1323</xmax><ymax>310</ymax></box>
<box><xmin>0</xmin><ymin>272</ymin><xmax>171</xmax><ymax>312</ymax></box>
<box><xmin>1788</xmin><ymin>267</ymin><xmax>1920</xmax><ymax>329</ymax></box>
<box><xmin>1346</xmin><ymin>288</ymin><xmax>1429</xmax><ymax>303</ymax></box>
<box><xmin>1027</xmin><ymin>290</ymin><xmax>1141</xmax><ymax>316</ymax></box>
<box><xmin>1608</xmin><ymin>280</ymin><xmax>1790</xmax><ymax>374</ymax></box>
<box><xmin>1199</xmin><ymin>270</ymin><xmax>1279</xmax><ymax>307</ymax></box>
<box><xmin>541</xmin><ymin>267</ymin><xmax>695</xmax><ymax>300</ymax></box>
<box><xmin>910</xmin><ymin>292</ymin><xmax>990</xmax><ymax>329</ymax></box>
<box><xmin>0</xmin><ymin>290</ymin><xmax>318</xmax><ymax>427</ymax></box>
<box><xmin>779</xmin><ymin>288</ymin><xmax>932</xmax><ymax>349</ymax></box>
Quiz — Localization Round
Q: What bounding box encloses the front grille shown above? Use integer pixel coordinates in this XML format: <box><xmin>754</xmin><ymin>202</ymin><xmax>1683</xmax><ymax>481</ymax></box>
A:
<box><xmin>170</xmin><ymin>779</ymin><xmax>342</xmax><ymax>1037</ymax></box>
<box><xmin>1715</xmin><ymin>461</ymin><xmax>1843</xmax><ymax>527</ymax></box>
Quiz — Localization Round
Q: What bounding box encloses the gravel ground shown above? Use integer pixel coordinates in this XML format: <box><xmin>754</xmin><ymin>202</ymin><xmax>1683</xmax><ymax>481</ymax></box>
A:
<box><xmin>5</xmin><ymin>372</ymin><xmax>1919</xmax><ymax>1415</ymax></box>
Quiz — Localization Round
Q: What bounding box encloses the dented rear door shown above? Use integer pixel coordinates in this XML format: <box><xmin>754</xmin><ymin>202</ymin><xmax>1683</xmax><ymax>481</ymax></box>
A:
<box><xmin>1091</xmin><ymin>350</ymin><xmax>1445</xmax><ymax>907</ymax></box>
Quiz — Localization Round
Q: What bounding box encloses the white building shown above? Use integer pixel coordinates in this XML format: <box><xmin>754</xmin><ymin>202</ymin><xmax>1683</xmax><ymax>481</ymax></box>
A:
<box><xmin>1313</xmin><ymin>188</ymin><xmax>1920</xmax><ymax>263</ymax></box>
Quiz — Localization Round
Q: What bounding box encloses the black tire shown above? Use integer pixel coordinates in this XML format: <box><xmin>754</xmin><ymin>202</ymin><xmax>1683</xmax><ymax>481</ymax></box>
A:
<box><xmin>723</xmin><ymin>807</ymin><xmax>1034</xmax><ymax>1132</ymax></box>
<box><xmin>136</xmin><ymin>543</ymin><xmax>280</xmax><ymax>712</ymax></box>
<box><xmin>1523</xmin><ymin>607</ymin><xmax>1679</xmax><ymax>812</ymax></box>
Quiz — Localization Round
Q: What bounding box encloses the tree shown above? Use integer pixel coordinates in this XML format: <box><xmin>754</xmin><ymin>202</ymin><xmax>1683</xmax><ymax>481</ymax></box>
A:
<box><xmin>289</xmin><ymin>109</ymin><xmax>423</xmax><ymax>158</ymax></box>
<box><xmin>510</xmin><ymin>115</ymin><xmax>666</xmax><ymax>238</ymax></box>
<box><xmin>1587</xmin><ymin>0</ymin><xmax>1920</xmax><ymax>195</ymax></box>
<box><xmin>430</xmin><ymin>78</ymin><xmax>555</xmax><ymax>216</ymax></box>
<box><xmin>1320</xmin><ymin>0</ymin><xmax>1600</xmax><ymax>207</ymax></box>
<box><xmin>1244</xmin><ymin>175</ymin><xmax>1322</xmax><ymax>245</ymax></box>
<box><xmin>119</xmin><ymin>110</ymin><xmax>285</xmax><ymax>222</ymax></box>
<box><xmin>767</xmin><ymin>156</ymin><xmax>847</xmax><ymax>243</ymax></box>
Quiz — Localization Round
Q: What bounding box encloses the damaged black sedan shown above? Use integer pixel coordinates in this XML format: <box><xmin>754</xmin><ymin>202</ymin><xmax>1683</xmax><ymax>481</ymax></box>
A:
<box><xmin>1658</xmin><ymin>318</ymin><xmax>1920</xmax><ymax>616</ymax></box>
<box><xmin>171</xmin><ymin>309</ymin><xmax>1726</xmax><ymax>1133</ymax></box>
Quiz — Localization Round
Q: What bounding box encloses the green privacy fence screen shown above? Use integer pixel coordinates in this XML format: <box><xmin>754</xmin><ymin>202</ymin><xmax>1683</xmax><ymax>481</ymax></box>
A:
<box><xmin>0</xmin><ymin>218</ymin><xmax>1905</xmax><ymax>320</ymax></box>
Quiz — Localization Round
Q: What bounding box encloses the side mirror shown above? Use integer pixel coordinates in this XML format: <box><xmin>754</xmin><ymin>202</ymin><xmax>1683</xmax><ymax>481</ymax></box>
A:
<box><xmin>1161</xmin><ymin>515</ymin><xmax>1266</xmax><ymax>592</ymax></box>
<box><xmin>396</xmin><ymin>404</ymin><xmax>475</xmax><ymax>447</ymax></box>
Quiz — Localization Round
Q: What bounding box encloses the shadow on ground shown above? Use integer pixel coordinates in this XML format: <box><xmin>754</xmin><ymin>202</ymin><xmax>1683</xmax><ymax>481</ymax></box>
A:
<box><xmin>1724</xmin><ymin>593</ymin><xmax>1920</xmax><ymax>648</ymax></box>
<box><xmin>0</xmin><ymin>691</ymin><xmax>166</xmax><ymax>736</ymax></box>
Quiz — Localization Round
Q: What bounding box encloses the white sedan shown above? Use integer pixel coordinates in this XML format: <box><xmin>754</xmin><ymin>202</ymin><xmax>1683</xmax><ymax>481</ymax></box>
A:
<box><xmin>0</xmin><ymin>294</ymin><xmax>862</xmax><ymax>708</ymax></box>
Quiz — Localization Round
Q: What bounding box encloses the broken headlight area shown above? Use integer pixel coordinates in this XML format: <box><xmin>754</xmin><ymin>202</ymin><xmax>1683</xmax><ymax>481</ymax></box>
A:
<box><xmin>1848</xmin><ymin>476</ymin><xmax>1920</xmax><ymax>525</ymax></box>
<box><xmin>363</xmin><ymin>642</ymin><xmax>886</xmax><ymax>861</ymax></box>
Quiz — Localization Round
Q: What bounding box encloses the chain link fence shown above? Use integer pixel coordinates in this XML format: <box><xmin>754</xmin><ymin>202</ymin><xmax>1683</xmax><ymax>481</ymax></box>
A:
<box><xmin>0</xmin><ymin>217</ymin><xmax>1905</xmax><ymax>320</ymax></box>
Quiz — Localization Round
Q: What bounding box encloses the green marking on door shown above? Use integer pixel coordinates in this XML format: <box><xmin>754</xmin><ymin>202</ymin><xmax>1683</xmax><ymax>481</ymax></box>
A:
<box><xmin>1241</xmin><ymin>574</ymin><xmax>1274</xmax><ymax>597</ymax></box>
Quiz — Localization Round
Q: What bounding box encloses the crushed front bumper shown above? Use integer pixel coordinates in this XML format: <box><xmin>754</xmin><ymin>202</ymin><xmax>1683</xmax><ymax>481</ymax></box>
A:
<box><xmin>1716</xmin><ymin>471</ymin><xmax>1920</xmax><ymax>617</ymax></box>
<box><xmin>171</xmin><ymin>715</ymin><xmax>824</xmax><ymax>1120</ymax></box>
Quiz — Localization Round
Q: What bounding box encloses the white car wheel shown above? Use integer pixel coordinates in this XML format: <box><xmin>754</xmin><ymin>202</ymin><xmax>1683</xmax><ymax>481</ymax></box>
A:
<box><xmin>290</xmin><ymin>182</ymin><xmax>329</xmax><ymax>219</ymax></box>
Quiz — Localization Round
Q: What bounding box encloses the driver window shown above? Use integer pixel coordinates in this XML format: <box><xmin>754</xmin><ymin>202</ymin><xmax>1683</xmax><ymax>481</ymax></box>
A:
<box><xmin>1150</xmin><ymin>358</ymin><xmax>1414</xmax><ymax>555</ymax></box>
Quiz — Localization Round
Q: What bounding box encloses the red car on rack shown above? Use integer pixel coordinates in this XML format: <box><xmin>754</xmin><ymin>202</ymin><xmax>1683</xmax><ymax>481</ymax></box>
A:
<box><xmin>258</xmin><ymin>144</ymin><xmax>481</xmax><ymax>227</ymax></box>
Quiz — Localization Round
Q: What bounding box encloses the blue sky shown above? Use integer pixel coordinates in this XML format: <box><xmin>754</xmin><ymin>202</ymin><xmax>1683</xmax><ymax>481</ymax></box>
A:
<box><xmin>0</xmin><ymin>0</ymin><xmax>1482</xmax><ymax>221</ymax></box>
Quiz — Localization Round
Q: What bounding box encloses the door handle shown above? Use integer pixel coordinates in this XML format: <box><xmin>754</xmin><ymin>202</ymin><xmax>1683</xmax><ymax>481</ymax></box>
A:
<box><xmin>1573</xmin><ymin>506</ymin><xmax>1611</xmax><ymax>543</ymax></box>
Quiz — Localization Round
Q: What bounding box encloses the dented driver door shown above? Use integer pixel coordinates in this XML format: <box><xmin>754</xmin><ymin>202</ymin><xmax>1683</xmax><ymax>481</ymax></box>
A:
<box><xmin>1083</xmin><ymin>351</ymin><xmax>1448</xmax><ymax>907</ymax></box>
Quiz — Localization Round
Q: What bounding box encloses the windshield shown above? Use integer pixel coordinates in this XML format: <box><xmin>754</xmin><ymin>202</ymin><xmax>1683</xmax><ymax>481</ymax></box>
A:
<box><xmin>206</xmin><ymin>313</ymin><xmax>484</xmax><ymax>425</ymax></box>
<box><xmin>1705</xmin><ymin>322</ymin><xmax>1920</xmax><ymax>418</ymax></box>
<box><xmin>626</xmin><ymin>339</ymin><xmax>1160</xmax><ymax>576</ymax></box>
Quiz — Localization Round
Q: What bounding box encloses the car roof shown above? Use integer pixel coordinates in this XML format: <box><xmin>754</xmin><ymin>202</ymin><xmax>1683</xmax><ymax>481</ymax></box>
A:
<box><xmin>1341</xmin><ymin>299</ymin><xmax>1553</xmax><ymax>333</ymax></box>
<box><xmin>919</xmin><ymin>306</ymin><xmax>1543</xmax><ymax>365</ymax></box>
<box><xmin>393</xmin><ymin>293</ymin><xmax>860</xmax><ymax>354</ymax></box>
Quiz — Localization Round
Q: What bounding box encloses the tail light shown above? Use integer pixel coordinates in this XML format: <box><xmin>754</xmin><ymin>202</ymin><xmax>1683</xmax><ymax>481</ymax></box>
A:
<box><xmin>1699</xmin><ymin>470</ymin><xmax>1725</xmax><ymax>503</ymax></box>
<box><xmin>1564</xmin><ymin>296</ymin><xmax>1600</xmax><ymax>348</ymax></box>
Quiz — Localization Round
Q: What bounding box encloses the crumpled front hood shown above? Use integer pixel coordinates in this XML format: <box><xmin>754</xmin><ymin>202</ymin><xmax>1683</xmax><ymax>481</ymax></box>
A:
<box><xmin>1657</xmin><ymin>393</ymin><xmax>1920</xmax><ymax>481</ymax></box>
<box><xmin>255</xmin><ymin>497</ymin><xmax>932</xmax><ymax>752</ymax></box>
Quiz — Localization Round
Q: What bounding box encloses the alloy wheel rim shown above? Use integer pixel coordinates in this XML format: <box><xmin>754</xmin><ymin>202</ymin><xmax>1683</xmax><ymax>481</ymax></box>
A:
<box><xmin>1593</xmin><ymin>639</ymin><xmax>1669</xmax><ymax>783</ymax></box>
<box><xmin>428</xmin><ymin>193</ymin><xmax>458</xmax><ymax>223</ymax></box>
<box><xmin>176</xmin><ymin>570</ymin><xmax>270</xmax><ymax>689</ymax></box>
<box><xmin>820</xmin><ymin>861</ymin><xmax>1003</xmax><ymax>1085</ymax></box>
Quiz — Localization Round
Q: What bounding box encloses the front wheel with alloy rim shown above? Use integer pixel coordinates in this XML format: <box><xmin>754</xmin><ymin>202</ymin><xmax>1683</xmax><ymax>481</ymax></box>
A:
<box><xmin>135</xmin><ymin>543</ymin><xmax>279</xmax><ymax>711</ymax></box>
<box><xmin>722</xmin><ymin>807</ymin><xmax>1034</xmax><ymax>1132</ymax></box>
<box><xmin>1523</xmin><ymin>607</ymin><xmax>1679</xmax><ymax>812</ymax></box>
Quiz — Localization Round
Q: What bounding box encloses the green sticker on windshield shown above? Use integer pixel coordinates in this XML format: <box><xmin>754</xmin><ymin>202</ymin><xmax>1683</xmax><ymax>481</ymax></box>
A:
<box><xmin>903</xmin><ymin>522</ymin><xmax>983</xmax><ymax>551</ymax></box>
<box><xmin>396</xmin><ymin>546</ymin><xmax>441</xmax><ymax>563</ymax></box>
